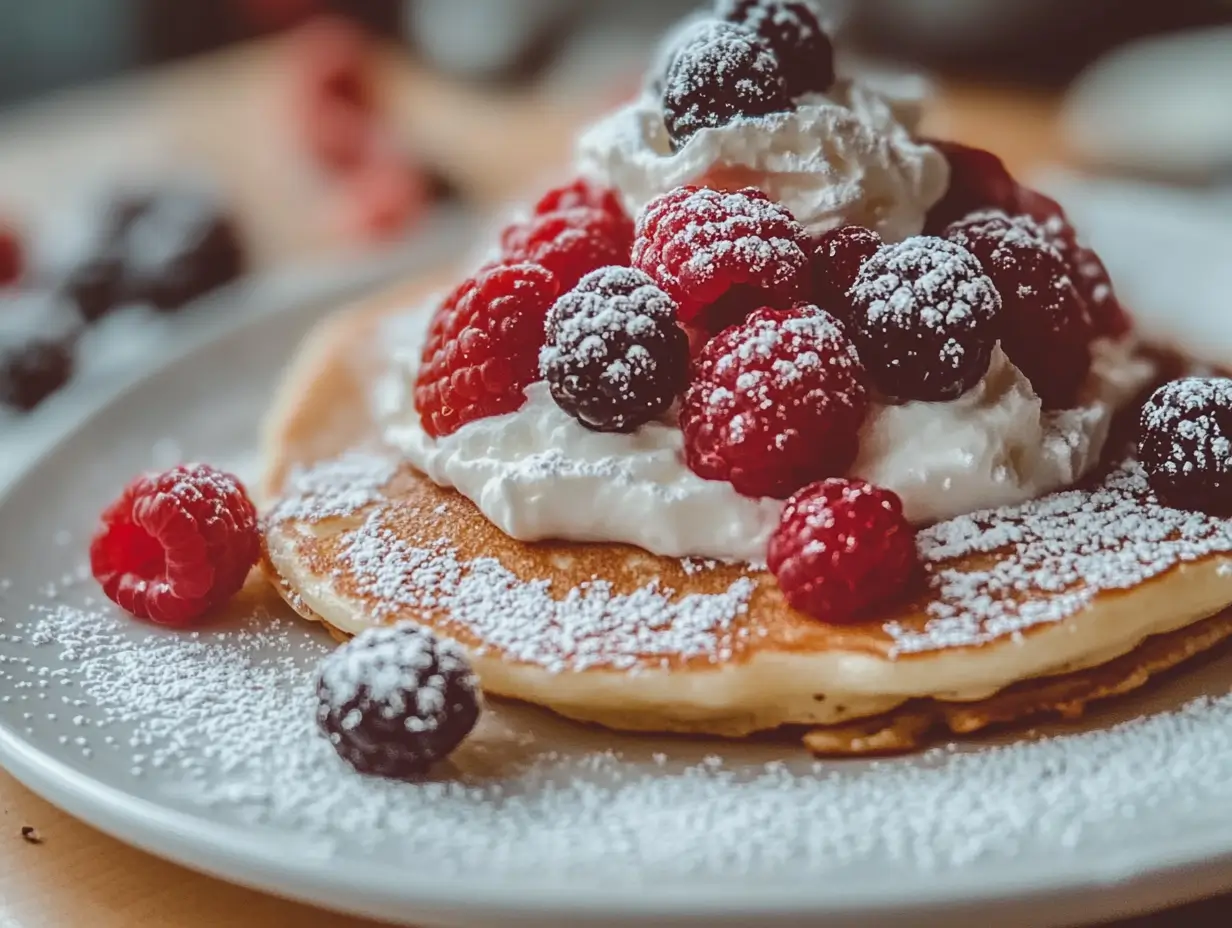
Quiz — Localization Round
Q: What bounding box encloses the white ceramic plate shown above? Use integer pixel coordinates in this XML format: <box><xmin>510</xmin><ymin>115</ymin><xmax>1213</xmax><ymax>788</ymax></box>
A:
<box><xmin>4</xmin><ymin>216</ymin><xmax>1232</xmax><ymax>928</ymax></box>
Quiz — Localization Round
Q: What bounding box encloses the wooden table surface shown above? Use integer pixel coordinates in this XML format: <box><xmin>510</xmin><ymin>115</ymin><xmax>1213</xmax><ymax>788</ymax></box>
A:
<box><xmin>0</xmin><ymin>35</ymin><xmax>1228</xmax><ymax>928</ymax></box>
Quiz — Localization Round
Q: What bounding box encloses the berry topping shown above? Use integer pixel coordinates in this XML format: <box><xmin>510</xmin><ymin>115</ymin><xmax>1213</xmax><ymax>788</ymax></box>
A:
<box><xmin>768</xmin><ymin>478</ymin><xmax>918</xmax><ymax>623</ymax></box>
<box><xmin>680</xmin><ymin>305</ymin><xmax>867</xmax><ymax>499</ymax></box>
<box><xmin>848</xmin><ymin>237</ymin><xmax>1002</xmax><ymax>403</ymax></box>
<box><xmin>316</xmin><ymin>622</ymin><xmax>481</xmax><ymax>780</ymax></box>
<box><xmin>924</xmin><ymin>140</ymin><xmax>1018</xmax><ymax>232</ymax></box>
<box><xmin>0</xmin><ymin>223</ymin><xmax>23</xmax><ymax>287</ymax></box>
<box><xmin>661</xmin><ymin>21</ymin><xmax>791</xmax><ymax>150</ymax></box>
<box><xmin>541</xmin><ymin>266</ymin><xmax>689</xmax><ymax>433</ymax></box>
<box><xmin>534</xmin><ymin>178</ymin><xmax>632</xmax><ymax>238</ymax></box>
<box><xmin>945</xmin><ymin>211</ymin><xmax>1092</xmax><ymax>408</ymax></box>
<box><xmin>1138</xmin><ymin>378</ymin><xmax>1232</xmax><ymax>516</ymax></box>
<box><xmin>0</xmin><ymin>292</ymin><xmax>80</xmax><ymax>411</ymax></box>
<box><xmin>502</xmin><ymin>206</ymin><xmax>633</xmax><ymax>291</ymax></box>
<box><xmin>414</xmin><ymin>262</ymin><xmax>560</xmax><ymax>438</ymax></box>
<box><xmin>1072</xmin><ymin>244</ymin><xmax>1130</xmax><ymax>338</ymax></box>
<box><xmin>632</xmin><ymin>185</ymin><xmax>811</xmax><ymax>326</ymax></box>
<box><xmin>89</xmin><ymin>464</ymin><xmax>260</xmax><ymax>626</ymax></box>
<box><xmin>715</xmin><ymin>0</ymin><xmax>836</xmax><ymax>97</ymax></box>
<box><xmin>811</xmin><ymin>225</ymin><xmax>882</xmax><ymax>321</ymax></box>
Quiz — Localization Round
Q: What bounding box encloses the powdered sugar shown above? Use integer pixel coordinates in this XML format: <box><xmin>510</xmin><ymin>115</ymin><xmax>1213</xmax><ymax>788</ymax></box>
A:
<box><xmin>266</xmin><ymin>451</ymin><xmax>397</xmax><ymax>525</ymax></box>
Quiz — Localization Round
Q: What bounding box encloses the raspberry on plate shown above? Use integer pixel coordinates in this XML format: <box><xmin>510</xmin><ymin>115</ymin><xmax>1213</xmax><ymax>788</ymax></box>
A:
<box><xmin>316</xmin><ymin>622</ymin><xmax>481</xmax><ymax>780</ymax></box>
<box><xmin>661</xmin><ymin>21</ymin><xmax>791</xmax><ymax>150</ymax></box>
<box><xmin>541</xmin><ymin>266</ymin><xmax>689</xmax><ymax>433</ymax></box>
<box><xmin>715</xmin><ymin>0</ymin><xmax>836</xmax><ymax>98</ymax></box>
<box><xmin>414</xmin><ymin>262</ymin><xmax>560</xmax><ymax>438</ymax></box>
<box><xmin>633</xmin><ymin>185</ymin><xmax>811</xmax><ymax>327</ymax></box>
<box><xmin>923</xmin><ymin>140</ymin><xmax>1018</xmax><ymax>233</ymax></box>
<box><xmin>0</xmin><ymin>222</ymin><xmax>23</xmax><ymax>287</ymax></box>
<box><xmin>768</xmin><ymin>478</ymin><xmax>918</xmax><ymax>623</ymax></box>
<box><xmin>848</xmin><ymin>236</ymin><xmax>1002</xmax><ymax>404</ymax></box>
<box><xmin>89</xmin><ymin>464</ymin><xmax>260</xmax><ymax>626</ymax></box>
<box><xmin>680</xmin><ymin>305</ymin><xmax>868</xmax><ymax>499</ymax></box>
<box><xmin>1139</xmin><ymin>378</ymin><xmax>1232</xmax><ymax>516</ymax></box>
<box><xmin>811</xmin><ymin>225</ymin><xmax>882</xmax><ymax>322</ymax></box>
<box><xmin>502</xmin><ymin>206</ymin><xmax>633</xmax><ymax>291</ymax></box>
<box><xmin>945</xmin><ymin>211</ymin><xmax>1092</xmax><ymax>409</ymax></box>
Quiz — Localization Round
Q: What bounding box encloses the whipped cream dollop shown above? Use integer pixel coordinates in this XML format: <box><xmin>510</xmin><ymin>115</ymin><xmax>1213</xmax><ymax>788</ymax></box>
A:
<box><xmin>379</xmin><ymin>312</ymin><xmax>1155</xmax><ymax>564</ymax></box>
<box><xmin>575</xmin><ymin>79</ymin><xmax>950</xmax><ymax>243</ymax></box>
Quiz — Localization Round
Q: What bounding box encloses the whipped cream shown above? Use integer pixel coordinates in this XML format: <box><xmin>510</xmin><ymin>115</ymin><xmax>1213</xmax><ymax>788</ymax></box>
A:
<box><xmin>575</xmin><ymin>79</ymin><xmax>950</xmax><ymax>243</ymax></box>
<box><xmin>379</xmin><ymin>311</ymin><xmax>1154</xmax><ymax>564</ymax></box>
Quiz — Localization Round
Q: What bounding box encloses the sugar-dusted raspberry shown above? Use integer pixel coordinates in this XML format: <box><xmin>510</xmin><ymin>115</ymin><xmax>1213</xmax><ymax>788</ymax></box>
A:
<box><xmin>89</xmin><ymin>464</ymin><xmax>260</xmax><ymax>626</ymax></box>
<box><xmin>924</xmin><ymin>140</ymin><xmax>1018</xmax><ymax>233</ymax></box>
<box><xmin>662</xmin><ymin>21</ymin><xmax>791</xmax><ymax>150</ymax></box>
<box><xmin>0</xmin><ymin>223</ymin><xmax>23</xmax><ymax>287</ymax></box>
<box><xmin>534</xmin><ymin>178</ymin><xmax>632</xmax><ymax>237</ymax></box>
<box><xmin>848</xmin><ymin>237</ymin><xmax>1002</xmax><ymax>403</ymax></box>
<box><xmin>414</xmin><ymin>262</ymin><xmax>560</xmax><ymax>438</ymax></box>
<box><xmin>715</xmin><ymin>0</ymin><xmax>835</xmax><ymax>97</ymax></box>
<box><xmin>811</xmin><ymin>225</ymin><xmax>882</xmax><ymax>322</ymax></box>
<box><xmin>680</xmin><ymin>305</ymin><xmax>868</xmax><ymax>499</ymax></box>
<box><xmin>502</xmin><ymin>206</ymin><xmax>633</xmax><ymax>291</ymax></box>
<box><xmin>541</xmin><ymin>266</ymin><xmax>689</xmax><ymax>433</ymax></box>
<box><xmin>768</xmin><ymin>478</ymin><xmax>918</xmax><ymax>623</ymax></box>
<box><xmin>633</xmin><ymin>185</ymin><xmax>811</xmax><ymax>326</ymax></box>
<box><xmin>1138</xmin><ymin>378</ymin><xmax>1232</xmax><ymax>515</ymax></box>
<box><xmin>316</xmin><ymin>622</ymin><xmax>481</xmax><ymax>780</ymax></box>
<box><xmin>946</xmin><ymin>212</ymin><xmax>1092</xmax><ymax>408</ymax></box>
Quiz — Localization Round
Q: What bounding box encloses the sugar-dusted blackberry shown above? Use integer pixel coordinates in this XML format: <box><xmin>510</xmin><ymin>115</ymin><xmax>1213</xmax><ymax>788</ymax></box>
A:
<box><xmin>0</xmin><ymin>292</ymin><xmax>81</xmax><ymax>411</ymax></box>
<box><xmin>715</xmin><ymin>0</ymin><xmax>835</xmax><ymax>97</ymax></box>
<box><xmin>848</xmin><ymin>236</ymin><xmax>1001</xmax><ymax>404</ymax></box>
<box><xmin>56</xmin><ymin>192</ymin><xmax>154</xmax><ymax>322</ymax></box>
<box><xmin>316</xmin><ymin>622</ymin><xmax>481</xmax><ymax>780</ymax></box>
<box><xmin>541</xmin><ymin>266</ymin><xmax>689</xmax><ymax>433</ymax></box>
<box><xmin>662</xmin><ymin>21</ymin><xmax>791</xmax><ymax>150</ymax></box>
<box><xmin>1139</xmin><ymin>378</ymin><xmax>1232</xmax><ymax>516</ymax></box>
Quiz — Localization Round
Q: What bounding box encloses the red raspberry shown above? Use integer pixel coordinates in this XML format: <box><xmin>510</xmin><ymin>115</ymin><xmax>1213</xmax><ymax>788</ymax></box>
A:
<box><xmin>680</xmin><ymin>305</ymin><xmax>868</xmax><ymax>499</ymax></box>
<box><xmin>633</xmin><ymin>186</ymin><xmax>811</xmax><ymax>327</ymax></box>
<box><xmin>414</xmin><ymin>263</ymin><xmax>559</xmax><ymax>438</ymax></box>
<box><xmin>89</xmin><ymin>465</ymin><xmax>259</xmax><ymax>626</ymax></box>
<box><xmin>924</xmin><ymin>140</ymin><xmax>1018</xmax><ymax>233</ymax></box>
<box><xmin>534</xmin><ymin>178</ymin><xmax>632</xmax><ymax>235</ymax></box>
<box><xmin>811</xmin><ymin>225</ymin><xmax>882</xmax><ymax>322</ymax></box>
<box><xmin>946</xmin><ymin>212</ymin><xmax>1092</xmax><ymax>408</ymax></box>
<box><xmin>501</xmin><ymin>207</ymin><xmax>632</xmax><ymax>291</ymax></box>
<box><xmin>0</xmin><ymin>223</ymin><xmax>21</xmax><ymax>287</ymax></box>
<box><xmin>335</xmin><ymin>146</ymin><xmax>428</xmax><ymax>242</ymax></box>
<box><xmin>289</xmin><ymin>16</ymin><xmax>376</xmax><ymax>173</ymax></box>
<box><xmin>768</xmin><ymin>478</ymin><xmax>918</xmax><ymax>623</ymax></box>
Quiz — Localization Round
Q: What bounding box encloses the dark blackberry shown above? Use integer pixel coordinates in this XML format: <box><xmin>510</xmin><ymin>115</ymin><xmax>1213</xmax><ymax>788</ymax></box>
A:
<box><xmin>848</xmin><ymin>237</ymin><xmax>1001</xmax><ymax>403</ymax></box>
<box><xmin>316</xmin><ymin>622</ymin><xmax>481</xmax><ymax>780</ymax></box>
<box><xmin>811</xmin><ymin>225</ymin><xmax>882</xmax><ymax>323</ymax></box>
<box><xmin>0</xmin><ymin>293</ymin><xmax>80</xmax><ymax>412</ymax></box>
<box><xmin>1139</xmin><ymin>378</ymin><xmax>1232</xmax><ymax>515</ymax></box>
<box><xmin>716</xmin><ymin>0</ymin><xmax>835</xmax><ymax>97</ymax></box>
<box><xmin>541</xmin><ymin>266</ymin><xmax>689</xmax><ymax>433</ymax></box>
<box><xmin>57</xmin><ymin>193</ymin><xmax>154</xmax><ymax>322</ymax></box>
<box><xmin>662</xmin><ymin>21</ymin><xmax>791</xmax><ymax>151</ymax></box>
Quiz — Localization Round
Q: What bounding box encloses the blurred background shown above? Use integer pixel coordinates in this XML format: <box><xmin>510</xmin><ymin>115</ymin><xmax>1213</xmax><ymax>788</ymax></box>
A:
<box><xmin>0</xmin><ymin>0</ymin><xmax>1230</xmax><ymax>431</ymax></box>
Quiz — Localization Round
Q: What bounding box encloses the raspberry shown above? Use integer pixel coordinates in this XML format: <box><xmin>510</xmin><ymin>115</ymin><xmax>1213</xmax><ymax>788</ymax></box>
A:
<box><xmin>316</xmin><ymin>622</ymin><xmax>481</xmax><ymax>780</ymax></box>
<box><xmin>336</xmin><ymin>147</ymin><xmax>427</xmax><ymax>242</ymax></box>
<box><xmin>1139</xmin><ymin>378</ymin><xmax>1232</xmax><ymax>515</ymax></box>
<box><xmin>848</xmin><ymin>237</ymin><xmax>1002</xmax><ymax>403</ymax></box>
<box><xmin>414</xmin><ymin>263</ymin><xmax>559</xmax><ymax>438</ymax></box>
<box><xmin>0</xmin><ymin>223</ymin><xmax>23</xmax><ymax>287</ymax></box>
<box><xmin>662</xmin><ymin>21</ymin><xmax>791</xmax><ymax>150</ymax></box>
<box><xmin>534</xmin><ymin>178</ymin><xmax>632</xmax><ymax>238</ymax></box>
<box><xmin>541</xmin><ymin>267</ymin><xmax>689</xmax><ymax>433</ymax></box>
<box><xmin>768</xmin><ymin>479</ymin><xmax>918</xmax><ymax>623</ymax></box>
<box><xmin>89</xmin><ymin>464</ymin><xmax>259</xmax><ymax>626</ymax></box>
<box><xmin>289</xmin><ymin>15</ymin><xmax>376</xmax><ymax>173</ymax></box>
<box><xmin>811</xmin><ymin>225</ymin><xmax>882</xmax><ymax>322</ymax></box>
<box><xmin>502</xmin><ymin>206</ymin><xmax>632</xmax><ymax>291</ymax></box>
<box><xmin>633</xmin><ymin>186</ymin><xmax>811</xmax><ymax>326</ymax></box>
<box><xmin>680</xmin><ymin>305</ymin><xmax>867</xmax><ymax>499</ymax></box>
<box><xmin>924</xmin><ymin>140</ymin><xmax>1018</xmax><ymax>233</ymax></box>
<box><xmin>716</xmin><ymin>0</ymin><xmax>836</xmax><ymax>97</ymax></box>
<box><xmin>946</xmin><ymin>212</ymin><xmax>1092</xmax><ymax>408</ymax></box>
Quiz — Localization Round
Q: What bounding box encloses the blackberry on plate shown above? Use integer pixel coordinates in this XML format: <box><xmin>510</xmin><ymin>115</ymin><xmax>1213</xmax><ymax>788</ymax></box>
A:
<box><xmin>715</xmin><ymin>0</ymin><xmax>836</xmax><ymax>97</ymax></box>
<box><xmin>1139</xmin><ymin>377</ymin><xmax>1232</xmax><ymax>516</ymax></box>
<box><xmin>0</xmin><ymin>292</ymin><xmax>80</xmax><ymax>411</ymax></box>
<box><xmin>848</xmin><ymin>236</ymin><xmax>1001</xmax><ymax>404</ymax></box>
<box><xmin>662</xmin><ymin>21</ymin><xmax>791</xmax><ymax>150</ymax></box>
<box><xmin>55</xmin><ymin>192</ymin><xmax>154</xmax><ymax>322</ymax></box>
<box><xmin>541</xmin><ymin>266</ymin><xmax>689</xmax><ymax>433</ymax></box>
<box><xmin>316</xmin><ymin>622</ymin><xmax>481</xmax><ymax>780</ymax></box>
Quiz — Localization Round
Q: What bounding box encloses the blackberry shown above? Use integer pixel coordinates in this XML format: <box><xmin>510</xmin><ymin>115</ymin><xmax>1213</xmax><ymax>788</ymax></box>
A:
<box><xmin>848</xmin><ymin>237</ymin><xmax>1001</xmax><ymax>403</ymax></box>
<box><xmin>662</xmin><ymin>21</ymin><xmax>791</xmax><ymax>150</ymax></box>
<box><xmin>716</xmin><ymin>0</ymin><xmax>836</xmax><ymax>97</ymax></box>
<box><xmin>1139</xmin><ymin>378</ymin><xmax>1232</xmax><ymax>515</ymax></box>
<box><xmin>316</xmin><ymin>623</ymin><xmax>481</xmax><ymax>780</ymax></box>
<box><xmin>541</xmin><ymin>266</ymin><xmax>689</xmax><ymax>433</ymax></box>
<box><xmin>58</xmin><ymin>193</ymin><xmax>154</xmax><ymax>322</ymax></box>
<box><xmin>0</xmin><ymin>292</ymin><xmax>80</xmax><ymax>411</ymax></box>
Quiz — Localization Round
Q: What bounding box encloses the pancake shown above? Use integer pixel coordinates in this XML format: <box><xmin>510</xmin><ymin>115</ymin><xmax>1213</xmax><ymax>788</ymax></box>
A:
<box><xmin>260</xmin><ymin>281</ymin><xmax>1232</xmax><ymax>753</ymax></box>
